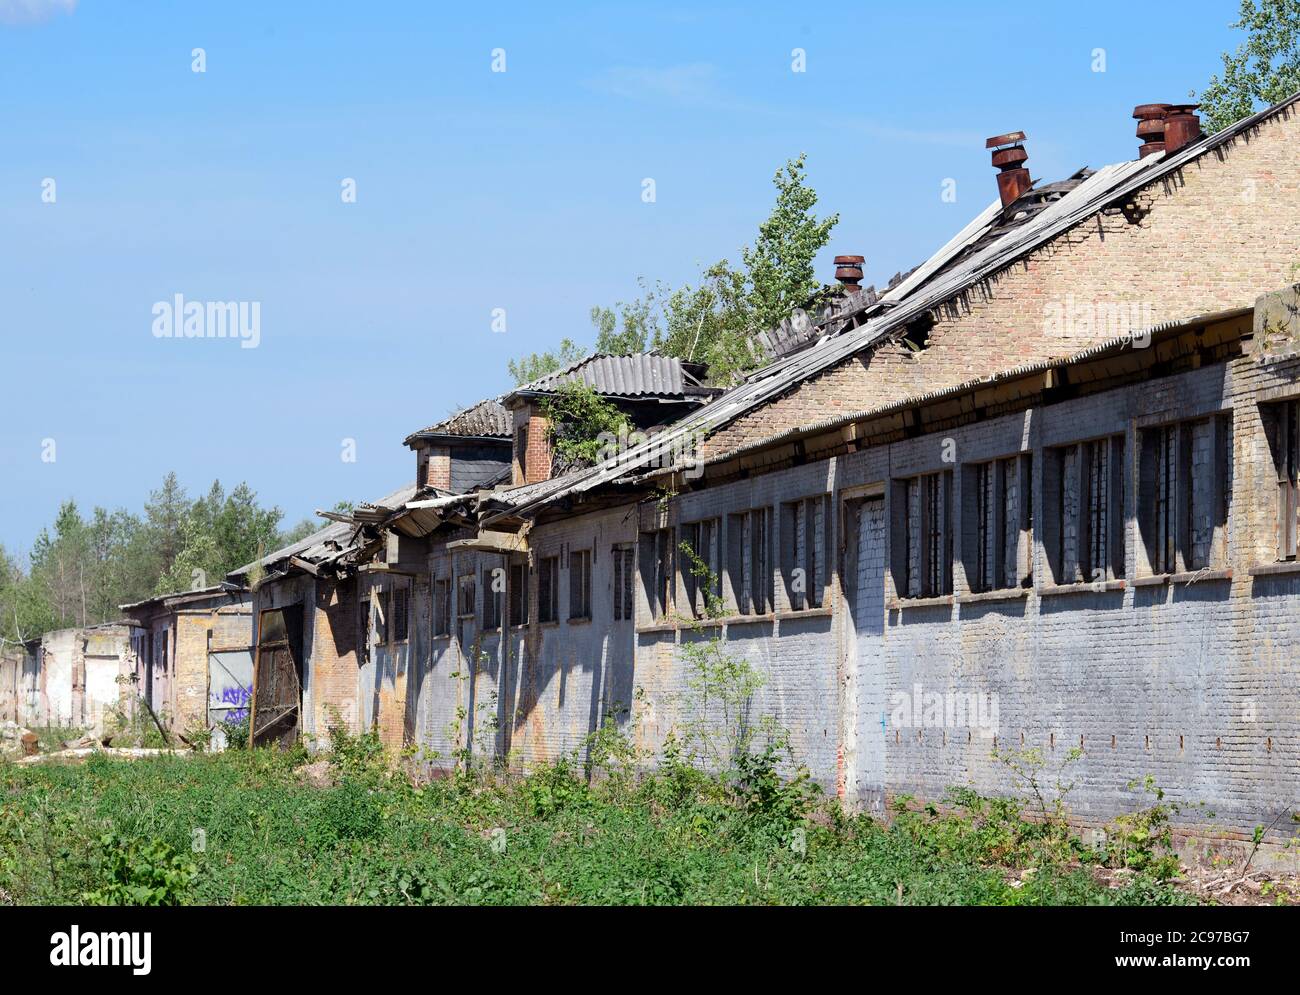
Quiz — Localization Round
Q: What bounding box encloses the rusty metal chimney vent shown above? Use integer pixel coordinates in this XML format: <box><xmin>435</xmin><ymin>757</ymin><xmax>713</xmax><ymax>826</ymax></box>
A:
<box><xmin>986</xmin><ymin>131</ymin><xmax>1031</xmax><ymax>209</ymax></box>
<box><xmin>834</xmin><ymin>255</ymin><xmax>864</xmax><ymax>293</ymax></box>
<box><xmin>1163</xmin><ymin>104</ymin><xmax>1202</xmax><ymax>156</ymax></box>
<box><xmin>1133</xmin><ymin>103</ymin><xmax>1171</xmax><ymax>158</ymax></box>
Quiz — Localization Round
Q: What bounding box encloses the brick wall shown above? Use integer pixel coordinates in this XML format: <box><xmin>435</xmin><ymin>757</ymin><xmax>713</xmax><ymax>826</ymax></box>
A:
<box><xmin>406</xmin><ymin>339</ymin><xmax>1300</xmax><ymax>837</ymax></box>
<box><xmin>172</xmin><ymin>614</ymin><xmax>211</xmax><ymax>734</ymax></box>
<box><xmin>427</xmin><ymin>446</ymin><xmax>451</xmax><ymax>490</ymax></box>
<box><xmin>417</xmin><ymin>506</ymin><xmax>637</xmax><ymax>767</ymax></box>
<box><xmin>512</xmin><ymin>404</ymin><xmax>552</xmax><ymax>485</ymax></box>
<box><xmin>311</xmin><ymin>577</ymin><xmax>358</xmax><ymax>743</ymax></box>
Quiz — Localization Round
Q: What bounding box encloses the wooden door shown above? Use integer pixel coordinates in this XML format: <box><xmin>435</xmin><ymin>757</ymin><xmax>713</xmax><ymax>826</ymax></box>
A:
<box><xmin>251</xmin><ymin>606</ymin><xmax>304</xmax><ymax>749</ymax></box>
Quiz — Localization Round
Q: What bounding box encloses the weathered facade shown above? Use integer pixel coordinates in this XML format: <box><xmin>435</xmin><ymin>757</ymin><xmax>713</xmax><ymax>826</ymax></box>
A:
<box><xmin>120</xmin><ymin>586</ymin><xmax>254</xmax><ymax>747</ymax></box>
<box><xmin>7</xmin><ymin>624</ymin><xmax>138</xmax><ymax>733</ymax></box>
<box><xmin>242</xmin><ymin>95</ymin><xmax>1300</xmax><ymax>842</ymax></box>
<box><xmin>0</xmin><ymin>642</ymin><xmax>38</xmax><ymax>726</ymax></box>
<box><xmin>228</xmin><ymin>484</ymin><xmax>422</xmax><ymax>749</ymax></box>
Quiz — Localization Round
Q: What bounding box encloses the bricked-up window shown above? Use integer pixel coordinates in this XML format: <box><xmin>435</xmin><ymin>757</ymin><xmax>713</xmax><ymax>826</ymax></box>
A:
<box><xmin>538</xmin><ymin>556</ymin><xmax>560</xmax><ymax>623</ymax></box>
<box><xmin>680</xmin><ymin>519</ymin><xmax>720</xmax><ymax>618</ymax></box>
<box><xmin>781</xmin><ymin>496</ymin><xmax>830</xmax><ymax>610</ymax></box>
<box><xmin>1044</xmin><ymin>436</ymin><xmax>1125</xmax><ymax>585</ymax></box>
<box><xmin>1267</xmin><ymin>400</ymin><xmax>1300</xmax><ymax>560</ymax></box>
<box><xmin>639</xmin><ymin>528</ymin><xmax>675</xmax><ymax>620</ymax></box>
<box><xmin>392</xmin><ymin>584</ymin><xmax>410</xmax><ymax>642</ymax></box>
<box><xmin>962</xmin><ymin>456</ymin><xmax>1033</xmax><ymax>593</ymax></box>
<box><xmin>612</xmin><ymin>544</ymin><xmax>634</xmax><ymax>621</ymax></box>
<box><xmin>891</xmin><ymin>471</ymin><xmax>953</xmax><ymax>598</ymax></box>
<box><xmin>568</xmin><ymin>548</ymin><xmax>592</xmax><ymax>620</ymax></box>
<box><xmin>726</xmin><ymin>508</ymin><xmax>773</xmax><ymax>615</ymax></box>
<box><xmin>457</xmin><ymin>574</ymin><xmax>476</xmax><ymax>617</ymax></box>
<box><xmin>508</xmin><ymin>561</ymin><xmax>528</xmax><ymax>626</ymax></box>
<box><xmin>481</xmin><ymin>565</ymin><xmax>501</xmax><ymax>630</ymax></box>
<box><xmin>433</xmin><ymin>578</ymin><xmax>450</xmax><ymax>636</ymax></box>
<box><xmin>1138</xmin><ymin>416</ymin><xmax>1231</xmax><ymax>574</ymax></box>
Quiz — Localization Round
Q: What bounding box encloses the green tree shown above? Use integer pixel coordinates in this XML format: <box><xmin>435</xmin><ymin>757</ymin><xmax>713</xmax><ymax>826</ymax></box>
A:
<box><xmin>590</xmin><ymin>291</ymin><xmax>654</xmax><ymax>354</ymax></box>
<box><xmin>539</xmin><ymin>381</ymin><xmax>631</xmax><ymax>469</ymax></box>
<box><xmin>741</xmin><ymin>153</ymin><xmax>840</xmax><ymax>334</ymax></box>
<box><xmin>29</xmin><ymin>502</ymin><xmax>91</xmax><ymax>628</ymax></box>
<box><xmin>1199</xmin><ymin>0</ymin><xmax>1300</xmax><ymax>132</ymax></box>
<box><xmin>156</xmin><ymin>480</ymin><xmax>284</xmax><ymax>593</ymax></box>
<box><xmin>520</xmin><ymin>153</ymin><xmax>838</xmax><ymax>387</ymax></box>
<box><xmin>143</xmin><ymin>472</ymin><xmax>191</xmax><ymax>582</ymax></box>
<box><xmin>0</xmin><ymin>545</ymin><xmax>54</xmax><ymax>645</ymax></box>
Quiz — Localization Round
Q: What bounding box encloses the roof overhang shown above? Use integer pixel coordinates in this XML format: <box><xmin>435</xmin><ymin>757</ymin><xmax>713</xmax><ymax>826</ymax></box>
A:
<box><xmin>446</xmin><ymin>529</ymin><xmax>529</xmax><ymax>554</ymax></box>
<box><xmin>405</xmin><ymin>434</ymin><xmax>511</xmax><ymax>450</ymax></box>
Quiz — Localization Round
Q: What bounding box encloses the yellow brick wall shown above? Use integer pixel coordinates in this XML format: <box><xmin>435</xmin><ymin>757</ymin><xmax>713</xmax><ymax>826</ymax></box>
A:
<box><xmin>311</xmin><ymin>577</ymin><xmax>359</xmax><ymax>743</ymax></box>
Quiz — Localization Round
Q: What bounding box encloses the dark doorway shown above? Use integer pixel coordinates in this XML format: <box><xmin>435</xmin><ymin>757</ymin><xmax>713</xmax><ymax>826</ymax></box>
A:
<box><xmin>251</xmin><ymin>605</ymin><xmax>305</xmax><ymax>749</ymax></box>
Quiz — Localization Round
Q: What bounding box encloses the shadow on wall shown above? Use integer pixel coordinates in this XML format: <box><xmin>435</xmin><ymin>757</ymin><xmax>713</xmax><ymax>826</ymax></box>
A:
<box><xmin>959</xmin><ymin>599</ymin><xmax>1030</xmax><ymax>623</ymax></box>
<box><xmin>1037</xmin><ymin>590</ymin><xmax>1125</xmax><ymax>617</ymax></box>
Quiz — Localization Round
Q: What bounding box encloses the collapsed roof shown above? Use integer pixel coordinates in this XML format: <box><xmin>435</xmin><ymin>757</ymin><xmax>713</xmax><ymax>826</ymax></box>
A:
<box><xmin>227</xmin><ymin>481</ymin><xmax>419</xmax><ymax>582</ymax></box>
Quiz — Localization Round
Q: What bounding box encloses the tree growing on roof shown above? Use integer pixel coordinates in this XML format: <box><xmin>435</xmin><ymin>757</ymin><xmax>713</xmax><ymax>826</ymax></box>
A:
<box><xmin>742</xmin><ymin>153</ymin><xmax>841</xmax><ymax>335</ymax></box>
<box><xmin>512</xmin><ymin>153</ymin><xmax>839</xmax><ymax>388</ymax></box>
<box><xmin>539</xmin><ymin>381</ymin><xmax>631</xmax><ymax>470</ymax></box>
<box><xmin>1199</xmin><ymin>0</ymin><xmax>1300</xmax><ymax>131</ymax></box>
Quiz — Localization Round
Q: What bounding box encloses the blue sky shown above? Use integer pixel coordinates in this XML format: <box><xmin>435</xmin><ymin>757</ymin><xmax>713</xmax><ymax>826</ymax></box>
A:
<box><xmin>0</xmin><ymin>0</ymin><xmax>1242</xmax><ymax>552</ymax></box>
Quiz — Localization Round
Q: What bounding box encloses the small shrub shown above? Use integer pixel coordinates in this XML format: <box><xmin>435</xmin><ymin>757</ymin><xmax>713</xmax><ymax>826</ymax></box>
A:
<box><xmin>730</xmin><ymin>743</ymin><xmax>819</xmax><ymax>829</ymax></box>
<box><xmin>83</xmin><ymin>833</ymin><xmax>197</xmax><ymax>906</ymax></box>
<box><xmin>1101</xmin><ymin>776</ymin><xmax>1187</xmax><ymax>879</ymax></box>
<box><xmin>520</xmin><ymin>758</ymin><xmax>590</xmax><ymax>818</ymax></box>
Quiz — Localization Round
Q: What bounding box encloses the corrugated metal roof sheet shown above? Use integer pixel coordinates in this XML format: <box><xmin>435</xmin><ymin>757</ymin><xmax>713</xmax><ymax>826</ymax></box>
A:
<box><xmin>404</xmin><ymin>397</ymin><xmax>511</xmax><ymax>446</ymax></box>
<box><xmin>484</xmin><ymin>91</ymin><xmax>1300</xmax><ymax>523</ymax></box>
<box><xmin>513</xmin><ymin>353</ymin><xmax>701</xmax><ymax>398</ymax></box>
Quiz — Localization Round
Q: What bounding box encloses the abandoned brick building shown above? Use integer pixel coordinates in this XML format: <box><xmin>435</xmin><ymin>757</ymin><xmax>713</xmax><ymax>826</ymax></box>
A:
<box><xmin>232</xmin><ymin>94</ymin><xmax>1300</xmax><ymax>839</ymax></box>
<box><xmin>0</xmin><ymin>623</ymin><xmax>136</xmax><ymax>733</ymax></box>
<box><xmin>119</xmin><ymin>586</ymin><xmax>253</xmax><ymax>747</ymax></box>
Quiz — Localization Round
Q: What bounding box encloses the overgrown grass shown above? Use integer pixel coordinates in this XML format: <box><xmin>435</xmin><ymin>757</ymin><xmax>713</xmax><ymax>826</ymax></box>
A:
<box><xmin>0</xmin><ymin>735</ymin><xmax>1195</xmax><ymax>906</ymax></box>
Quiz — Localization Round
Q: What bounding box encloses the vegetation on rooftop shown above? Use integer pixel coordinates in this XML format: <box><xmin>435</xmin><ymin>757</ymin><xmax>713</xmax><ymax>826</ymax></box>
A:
<box><xmin>538</xmin><ymin>381</ymin><xmax>632</xmax><ymax>470</ymax></box>
<box><xmin>509</xmin><ymin>153</ymin><xmax>839</xmax><ymax>389</ymax></box>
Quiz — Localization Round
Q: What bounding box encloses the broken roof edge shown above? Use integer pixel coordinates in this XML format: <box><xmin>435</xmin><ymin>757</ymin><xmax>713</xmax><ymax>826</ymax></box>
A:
<box><xmin>481</xmin><ymin>91</ymin><xmax>1300</xmax><ymax>525</ymax></box>
<box><xmin>401</xmin><ymin>396</ymin><xmax>512</xmax><ymax>447</ymax></box>
<box><xmin>227</xmin><ymin>481</ymin><xmax>418</xmax><ymax>581</ymax></box>
<box><xmin>119</xmin><ymin>582</ymin><xmax>249</xmax><ymax>615</ymax></box>
<box><xmin>634</xmin><ymin>304</ymin><xmax>1254</xmax><ymax>478</ymax></box>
